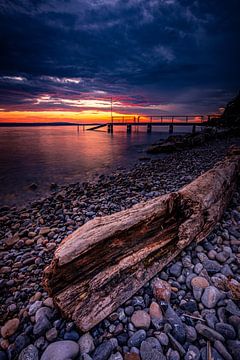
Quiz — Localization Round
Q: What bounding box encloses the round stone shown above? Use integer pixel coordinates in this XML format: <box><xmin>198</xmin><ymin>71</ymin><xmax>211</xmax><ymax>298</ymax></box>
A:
<box><xmin>78</xmin><ymin>333</ymin><xmax>95</xmax><ymax>354</ymax></box>
<box><xmin>40</xmin><ymin>341</ymin><xmax>79</xmax><ymax>360</ymax></box>
<box><xmin>151</xmin><ymin>278</ymin><xmax>171</xmax><ymax>302</ymax></box>
<box><xmin>128</xmin><ymin>330</ymin><xmax>146</xmax><ymax>348</ymax></box>
<box><xmin>201</xmin><ymin>286</ymin><xmax>221</xmax><ymax>308</ymax></box>
<box><xmin>149</xmin><ymin>302</ymin><xmax>163</xmax><ymax>320</ymax></box>
<box><xmin>191</xmin><ymin>277</ymin><xmax>209</xmax><ymax>289</ymax></box>
<box><xmin>131</xmin><ymin>310</ymin><xmax>151</xmax><ymax>330</ymax></box>
<box><xmin>19</xmin><ymin>345</ymin><xmax>39</xmax><ymax>360</ymax></box>
<box><xmin>0</xmin><ymin>318</ymin><xmax>20</xmax><ymax>338</ymax></box>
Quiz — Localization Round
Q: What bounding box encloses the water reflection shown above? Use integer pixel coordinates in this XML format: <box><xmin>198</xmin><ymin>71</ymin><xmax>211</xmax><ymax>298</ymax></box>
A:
<box><xmin>0</xmin><ymin>125</ymin><xmax>195</xmax><ymax>206</ymax></box>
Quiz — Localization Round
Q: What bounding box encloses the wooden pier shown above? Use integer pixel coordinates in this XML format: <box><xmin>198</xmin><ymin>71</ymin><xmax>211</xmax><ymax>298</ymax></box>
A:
<box><xmin>83</xmin><ymin>114</ymin><xmax>213</xmax><ymax>134</ymax></box>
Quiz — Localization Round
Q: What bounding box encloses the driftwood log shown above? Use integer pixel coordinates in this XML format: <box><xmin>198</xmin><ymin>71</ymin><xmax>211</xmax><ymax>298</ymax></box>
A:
<box><xmin>43</xmin><ymin>147</ymin><xmax>240</xmax><ymax>331</ymax></box>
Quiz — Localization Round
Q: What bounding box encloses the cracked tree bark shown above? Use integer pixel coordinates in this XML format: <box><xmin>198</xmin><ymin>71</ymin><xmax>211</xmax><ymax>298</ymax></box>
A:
<box><xmin>43</xmin><ymin>146</ymin><xmax>240</xmax><ymax>331</ymax></box>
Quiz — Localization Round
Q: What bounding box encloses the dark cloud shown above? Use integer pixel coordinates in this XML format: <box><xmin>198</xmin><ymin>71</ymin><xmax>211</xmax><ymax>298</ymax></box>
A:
<box><xmin>0</xmin><ymin>0</ymin><xmax>239</xmax><ymax>115</ymax></box>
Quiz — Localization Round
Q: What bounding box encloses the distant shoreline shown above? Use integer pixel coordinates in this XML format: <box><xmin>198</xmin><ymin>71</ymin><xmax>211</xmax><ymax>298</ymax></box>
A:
<box><xmin>0</xmin><ymin>122</ymin><xmax>80</xmax><ymax>127</ymax></box>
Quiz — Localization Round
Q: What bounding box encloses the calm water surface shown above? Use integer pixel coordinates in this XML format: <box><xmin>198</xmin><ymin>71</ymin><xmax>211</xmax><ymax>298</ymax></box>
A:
<box><xmin>0</xmin><ymin>125</ymin><xmax>197</xmax><ymax>207</ymax></box>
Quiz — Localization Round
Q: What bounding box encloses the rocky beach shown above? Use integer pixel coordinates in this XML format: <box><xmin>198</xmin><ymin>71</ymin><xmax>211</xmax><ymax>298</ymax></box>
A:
<box><xmin>1</xmin><ymin>136</ymin><xmax>240</xmax><ymax>360</ymax></box>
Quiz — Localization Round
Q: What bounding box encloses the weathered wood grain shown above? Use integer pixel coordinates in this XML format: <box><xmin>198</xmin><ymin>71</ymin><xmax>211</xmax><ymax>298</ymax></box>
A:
<box><xmin>43</xmin><ymin>147</ymin><xmax>240</xmax><ymax>331</ymax></box>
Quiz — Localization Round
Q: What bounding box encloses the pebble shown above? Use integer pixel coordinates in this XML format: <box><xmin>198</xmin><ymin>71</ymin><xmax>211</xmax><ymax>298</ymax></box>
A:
<box><xmin>226</xmin><ymin>340</ymin><xmax>240</xmax><ymax>360</ymax></box>
<box><xmin>152</xmin><ymin>278</ymin><xmax>171</xmax><ymax>302</ymax></box>
<box><xmin>169</xmin><ymin>262</ymin><xmax>182</xmax><ymax>278</ymax></box>
<box><xmin>140</xmin><ymin>340</ymin><xmax>166</xmax><ymax>360</ymax></box>
<box><xmin>109</xmin><ymin>352</ymin><xmax>123</xmax><ymax>360</ymax></box>
<box><xmin>131</xmin><ymin>310</ymin><xmax>150</xmax><ymax>330</ymax></box>
<box><xmin>40</xmin><ymin>341</ymin><xmax>79</xmax><ymax>360</ymax></box>
<box><xmin>92</xmin><ymin>340</ymin><xmax>116</xmax><ymax>360</ymax></box>
<box><xmin>203</xmin><ymin>259</ymin><xmax>221</xmax><ymax>274</ymax></box>
<box><xmin>45</xmin><ymin>328</ymin><xmax>58</xmax><ymax>342</ymax></box>
<box><xmin>184</xmin><ymin>345</ymin><xmax>200</xmax><ymax>360</ymax></box>
<box><xmin>201</xmin><ymin>286</ymin><xmax>221</xmax><ymax>308</ymax></box>
<box><xmin>215</xmin><ymin>323</ymin><xmax>236</xmax><ymax>340</ymax></box>
<box><xmin>19</xmin><ymin>344</ymin><xmax>39</xmax><ymax>360</ymax></box>
<box><xmin>0</xmin><ymin>318</ymin><xmax>19</xmax><ymax>338</ymax></box>
<box><xmin>128</xmin><ymin>330</ymin><xmax>146</xmax><ymax>348</ymax></box>
<box><xmin>78</xmin><ymin>333</ymin><xmax>95</xmax><ymax>354</ymax></box>
<box><xmin>195</xmin><ymin>323</ymin><xmax>225</xmax><ymax>342</ymax></box>
<box><xmin>149</xmin><ymin>302</ymin><xmax>163</xmax><ymax>321</ymax></box>
<box><xmin>214</xmin><ymin>340</ymin><xmax>233</xmax><ymax>360</ymax></box>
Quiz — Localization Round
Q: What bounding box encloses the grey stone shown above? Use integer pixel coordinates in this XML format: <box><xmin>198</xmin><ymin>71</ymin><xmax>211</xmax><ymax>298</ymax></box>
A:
<box><xmin>145</xmin><ymin>337</ymin><xmax>162</xmax><ymax>352</ymax></box>
<box><xmin>205</xmin><ymin>313</ymin><xmax>218</xmax><ymax>329</ymax></box>
<box><xmin>214</xmin><ymin>341</ymin><xmax>233</xmax><ymax>360</ymax></box>
<box><xmin>108</xmin><ymin>352</ymin><xmax>123</xmax><ymax>360</ymax></box>
<box><xmin>29</xmin><ymin>301</ymin><xmax>43</xmax><ymax>316</ymax></box>
<box><xmin>164</xmin><ymin>305</ymin><xmax>185</xmax><ymax>344</ymax></box>
<box><xmin>185</xmin><ymin>325</ymin><xmax>197</xmax><ymax>343</ymax></box>
<box><xmin>78</xmin><ymin>333</ymin><xmax>95</xmax><ymax>354</ymax></box>
<box><xmin>226</xmin><ymin>300</ymin><xmax>240</xmax><ymax>316</ymax></box>
<box><xmin>168</xmin><ymin>333</ymin><xmax>186</xmax><ymax>357</ymax></box>
<box><xmin>228</xmin><ymin>315</ymin><xmax>240</xmax><ymax>330</ymax></box>
<box><xmin>194</xmin><ymin>263</ymin><xmax>203</xmax><ymax>274</ymax></box>
<box><xmin>169</xmin><ymin>262</ymin><xmax>182</xmax><ymax>278</ymax></box>
<box><xmin>203</xmin><ymin>259</ymin><xmax>221</xmax><ymax>274</ymax></box>
<box><xmin>166</xmin><ymin>348</ymin><xmax>180</xmax><ymax>360</ymax></box>
<box><xmin>201</xmin><ymin>286</ymin><xmax>221</xmax><ymax>308</ymax></box>
<box><xmin>45</xmin><ymin>328</ymin><xmax>58</xmax><ymax>342</ymax></box>
<box><xmin>140</xmin><ymin>341</ymin><xmax>166</xmax><ymax>360</ymax></box>
<box><xmin>200</xmin><ymin>347</ymin><xmax>224</xmax><ymax>360</ymax></box>
<box><xmin>128</xmin><ymin>330</ymin><xmax>146</xmax><ymax>348</ymax></box>
<box><xmin>215</xmin><ymin>323</ymin><xmax>236</xmax><ymax>340</ymax></box>
<box><xmin>184</xmin><ymin>345</ymin><xmax>200</xmax><ymax>360</ymax></box>
<box><xmin>82</xmin><ymin>355</ymin><xmax>93</xmax><ymax>360</ymax></box>
<box><xmin>156</xmin><ymin>332</ymin><xmax>169</xmax><ymax>346</ymax></box>
<box><xmin>19</xmin><ymin>345</ymin><xmax>39</xmax><ymax>360</ymax></box>
<box><xmin>40</xmin><ymin>341</ymin><xmax>79</xmax><ymax>360</ymax></box>
<box><xmin>33</xmin><ymin>316</ymin><xmax>51</xmax><ymax>336</ymax></box>
<box><xmin>195</xmin><ymin>323</ymin><xmax>224</xmax><ymax>342</ymax></box>
<box><xmin>35</xmin><ymin>307</ymin><xmax>53</xmax><ymax>322</ymax></box>
<box><xmin>227</xmin><ymin>340</ymin><xmax>240</xmax><ymax>360</ymax></box>
<box><xmin>92</xmin><ymin>340</ymin><xmax>114</xmax><ymax>360</ymax></box>
<box><xmin>221</xmin><ymin>264</ymin><xmax>234</xmax><ymax>277</ymax></box>
<box><xmin>216</xmin><ymin>251</ymin><xmax>230</xmax><ymax>263</ymax></box>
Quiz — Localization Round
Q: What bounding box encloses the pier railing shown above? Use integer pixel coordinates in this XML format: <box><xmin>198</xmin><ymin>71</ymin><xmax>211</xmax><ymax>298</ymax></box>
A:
<box><xmin>111</xmin><ymin>115</ymin><xmax>205</xmax><ymax>124</ymax></box>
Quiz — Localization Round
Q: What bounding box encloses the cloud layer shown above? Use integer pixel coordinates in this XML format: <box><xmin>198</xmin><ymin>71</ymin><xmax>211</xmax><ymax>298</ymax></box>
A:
<box><xmin>0</xmin><ymin>0</ymin><xmax>239</xmax><ymax>116</ymax></box>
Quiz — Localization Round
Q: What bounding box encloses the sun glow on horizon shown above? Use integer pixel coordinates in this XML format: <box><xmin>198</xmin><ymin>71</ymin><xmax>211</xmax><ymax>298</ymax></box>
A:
<box><xmin>0</xmin><ymin>110</ymin><xmax>136</xmax><ymax>123</ymax></box>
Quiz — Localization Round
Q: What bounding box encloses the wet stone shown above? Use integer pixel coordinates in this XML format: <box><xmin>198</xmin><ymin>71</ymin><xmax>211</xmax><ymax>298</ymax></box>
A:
<box><xmin>201</xmin><ymin>286</ymin><xmax>221</xmax><ymax>308</ymax></box>
<box><xmin>227</xmin><ymin>340</ymin><xmax>240</xmax><ymax>360</ymax></box>
<box><xmin>127</xmin><ymin>330</ymin><xmax>146</xmax><ymax>348</ymax></box>
<box><xmin>78</xmin><ymin>333</ymin><xmax>95</xmax><ymax>354</ymax></box>
<box><xmin>140</xmin><ymin>340</ymin><xmax>166</xmax><ymax>360</ymax></box>
<box><xmin>169</xmin><ymin>262</ymin><xmax>182</xmax><ymax>278</ymax></box>
<box><xmin>92</xmin><ymin>340</ymin><xmax>115</xmax><ymax>360</ymax></box>
<box><xmin>19</xmin><ymin>345</ymin><xmax>39</xmax><ymax>360</ymax></box>
<box><xmin>40</xmin><ymin>341</ymin><xmax>79</xmax><ymax>360</ymax></box>
<box><xmin>214</xmin><ymin>340</ymin><xmax>233</xmax><ymax>360</ymax></box>
<box><xmin>215</xmin><ymin>323</ymin><xmax>236</xmax><ymax>340</ymax></box>
<box><xmin>184</xmin><ymin>345</ymin><xmax>200</xmax><ymax>360</ymax></box>
<box><xmin>202</xmin><ymin>259</ymin><xmax>221</xmax><ymax>275</ymax></box>
<box><xmin>131</xmin><ymin>310</ymin><xmax>150</xmax><ymax>330</ymax></box>
<box><xmin>195</xmin><ymin>323</ymin><xmax>224</xmax><ymax>342</ymax></box>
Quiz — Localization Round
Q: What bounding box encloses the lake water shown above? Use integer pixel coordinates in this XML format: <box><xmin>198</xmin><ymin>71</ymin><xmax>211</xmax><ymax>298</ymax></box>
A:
<box><xmin>0</xmin><ymin>124</ymin><xmax>199</xmax><ymax>207</ymax></box>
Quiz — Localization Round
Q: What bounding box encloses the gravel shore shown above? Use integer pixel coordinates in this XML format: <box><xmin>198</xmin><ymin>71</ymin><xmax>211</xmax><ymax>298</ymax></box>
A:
<box><xmin>1</xmin><ymin>137</ymin><xmax>240</xmax><ymax>360</ymax></box>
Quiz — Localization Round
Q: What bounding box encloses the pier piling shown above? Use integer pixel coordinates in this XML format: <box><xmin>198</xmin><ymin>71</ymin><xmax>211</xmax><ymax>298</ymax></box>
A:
<box><xmin>127</xmin><ymin>124</ymin><xmax>132</xmax><ymax>133</ymax></box>
<box><xmin>169</xmin><ymin>124</ymin><xmax>173</xmax><ymax>134</ymax></box>
<box><xmin>108</xmin><ymin>124</ymin><xmax>113</xmax><ymax>133</ymax></box>
<box><xmin>147</xmin><ymin>124</ymin><xmax>152</xmax><ymax>133</ymax></box>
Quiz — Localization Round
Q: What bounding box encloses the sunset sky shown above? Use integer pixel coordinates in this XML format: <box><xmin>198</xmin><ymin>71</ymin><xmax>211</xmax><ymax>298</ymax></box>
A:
<box><xmin>0</xmin><ymin>0</ymin><xmax>239</xmax><ymax>122</ymax></box>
